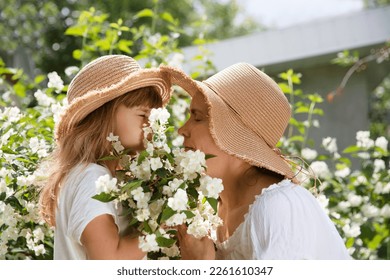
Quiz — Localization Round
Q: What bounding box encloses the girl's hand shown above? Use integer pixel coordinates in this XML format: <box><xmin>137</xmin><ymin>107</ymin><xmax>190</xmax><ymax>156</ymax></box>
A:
<box><xmin>177</xmin><ymin>224</ymin><xmax>216</xmax><ymax>260</ymax></box>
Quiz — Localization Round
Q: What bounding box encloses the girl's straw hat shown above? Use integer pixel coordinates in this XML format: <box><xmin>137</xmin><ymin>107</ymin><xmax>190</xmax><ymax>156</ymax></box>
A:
<box><xmin>55</xmin><ymin>55</ymin><xmax>172</xmax><ymax>141</ymax></box>
<box><xmin>162</xmin><ymin>63</ymin><xmax>295</xmax><ymax>179</ymax></box>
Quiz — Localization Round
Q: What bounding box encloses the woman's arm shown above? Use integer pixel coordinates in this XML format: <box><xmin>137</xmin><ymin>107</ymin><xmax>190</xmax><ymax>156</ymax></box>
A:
<box><xmin>81</xmin><ymin>214</ymin><xmax>145</xmax><ymax>260</ymax></box>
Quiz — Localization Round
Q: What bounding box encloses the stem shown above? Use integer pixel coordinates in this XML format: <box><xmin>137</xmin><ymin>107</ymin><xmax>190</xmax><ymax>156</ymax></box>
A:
<box><xmin>151</xmin><ymin>0</ymin><xmax>160</xmax><ymax>34</ymax></box>
<box><xmin>302</xmin><ymin>101</ymin><xmax>315</xmax><ymax>149</ymax></box>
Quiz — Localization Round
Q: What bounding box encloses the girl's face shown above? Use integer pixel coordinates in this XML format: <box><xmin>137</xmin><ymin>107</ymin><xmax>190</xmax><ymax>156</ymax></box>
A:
<box><xmin>114</xmin><ymin>104</ymin><xmax>151</xmax><ymax>152</ymax></box>
<box><xmin>178</xmin><ymin>93</ymin><xmax>229</xmax><ymax>178</ymax></box>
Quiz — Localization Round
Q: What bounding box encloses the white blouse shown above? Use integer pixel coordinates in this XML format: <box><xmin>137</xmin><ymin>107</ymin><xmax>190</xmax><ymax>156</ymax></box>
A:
<box><xmin>216</xmin><ymin>180</ymin><xmax>351</xmax><ymax>260</ymax></box>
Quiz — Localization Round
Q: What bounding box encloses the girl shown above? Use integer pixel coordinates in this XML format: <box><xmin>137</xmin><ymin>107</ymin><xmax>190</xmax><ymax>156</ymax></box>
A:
<box><xmin>163</xmin><ymin>63</ymin><xmax>351</xmax><ymax>259</ymax></box>
<box><xmin>39</xmin><ymin>55</ymin><xmax>172</xmax><ymax>259</ymax></box>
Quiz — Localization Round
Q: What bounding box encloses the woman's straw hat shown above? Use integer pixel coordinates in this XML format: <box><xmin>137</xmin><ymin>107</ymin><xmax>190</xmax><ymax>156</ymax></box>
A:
<box><xmin>162</xmin><ymin>63</ymin><xmax>295</xmax><ymax>178</ymax></box>
<box><xmin>55</xmin><ymin>55</ymin><xmax>172</xmax><ymax>141</ymax></box>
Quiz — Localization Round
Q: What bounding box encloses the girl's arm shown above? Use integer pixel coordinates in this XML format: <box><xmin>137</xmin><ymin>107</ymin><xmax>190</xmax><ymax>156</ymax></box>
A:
<box><xmin>81</xmin><ymin>214</ymin><xmax>145</xmax><ymax>260</ymax></box>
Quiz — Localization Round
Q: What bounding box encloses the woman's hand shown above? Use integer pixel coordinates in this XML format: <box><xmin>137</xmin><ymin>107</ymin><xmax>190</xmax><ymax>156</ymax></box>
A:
<box><xmin>177</xmin><ymin>225</ymin><xmax>216</xmax><ymax>260</ymax></box>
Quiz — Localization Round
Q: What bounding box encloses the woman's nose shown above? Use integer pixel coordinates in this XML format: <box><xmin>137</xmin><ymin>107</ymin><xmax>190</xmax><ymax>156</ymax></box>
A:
<box><xmin>178</xmin><ymin>120</ymin><xmax>190</xmax><ymax>137</ymax></box>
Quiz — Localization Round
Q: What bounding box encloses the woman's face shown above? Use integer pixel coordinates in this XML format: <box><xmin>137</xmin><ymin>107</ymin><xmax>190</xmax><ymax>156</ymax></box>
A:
<box><xmin>114</xmin><ymin>104</ymin><xmax>151</xmax><ymax>152</ymax></box>
<box><xmin>178</xmin><ymin>93</ymin><xmax>228</xmax><ymax>178</ymax></box>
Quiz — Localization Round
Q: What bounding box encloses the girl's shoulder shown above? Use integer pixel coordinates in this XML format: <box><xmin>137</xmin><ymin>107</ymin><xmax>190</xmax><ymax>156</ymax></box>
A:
<box><xmin>65</xmin><ymin>163</ymin><xmax>111</xmax><ymax>188</ymax></box>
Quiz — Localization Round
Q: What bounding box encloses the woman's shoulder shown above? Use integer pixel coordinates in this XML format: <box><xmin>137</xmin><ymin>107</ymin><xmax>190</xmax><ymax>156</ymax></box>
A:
<box><xmin>251</xmin><ymin>179</ymin><xmax>318</xmax><ymax>214</ymax></box>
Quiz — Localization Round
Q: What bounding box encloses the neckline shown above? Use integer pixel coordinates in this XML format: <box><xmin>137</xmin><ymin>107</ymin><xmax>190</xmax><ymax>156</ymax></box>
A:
<box><xmin>216</xmin><ymin>179</ymin><xmax>292</xmax><ymax>248</ymax></box>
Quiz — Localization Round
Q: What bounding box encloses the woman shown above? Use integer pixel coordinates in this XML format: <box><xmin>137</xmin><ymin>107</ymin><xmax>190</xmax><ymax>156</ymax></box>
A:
<box><xmin>39</xmin><ymin>55</ymin><xmax>172</xmax><ymax>259</ymax></box>
<box><xmin>162</xmin><ymin>62</ymin><xmax>350</xmax><ymax>259</ymax></box>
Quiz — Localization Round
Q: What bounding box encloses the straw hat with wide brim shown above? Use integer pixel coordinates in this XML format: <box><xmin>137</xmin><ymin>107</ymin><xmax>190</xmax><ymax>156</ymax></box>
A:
<box><xmin>55</xmin><ymin>55</ymin><xmax>172</xmax><ymax>141</ymax></box>
<box><xmin>161</xmin><ymin>63</ymin><xmax>295</xmax><ymax>179</ymax></box>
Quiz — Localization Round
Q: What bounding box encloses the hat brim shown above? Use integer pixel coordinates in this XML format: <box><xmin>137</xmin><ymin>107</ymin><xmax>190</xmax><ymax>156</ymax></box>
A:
<box><xmin>162</xmin><ymin>65</ymin><xmax>294</xmax><ymax>179</ymax></box>
<box><xmin>55</xmin><ymin>69</ymin><xmax>172</xmax><ymax>141</ymax></box>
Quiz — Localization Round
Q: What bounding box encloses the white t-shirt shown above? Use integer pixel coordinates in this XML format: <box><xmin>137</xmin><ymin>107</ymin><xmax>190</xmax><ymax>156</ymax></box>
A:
<box><xmin>216</xmin><ymin>180</ymin><xmax>351</xmax><ymax>260</ymax></box>
<box><xmin>54</xmin><ymin>163</ymin><xmax>126</xmax><ymax>260</ymax></box>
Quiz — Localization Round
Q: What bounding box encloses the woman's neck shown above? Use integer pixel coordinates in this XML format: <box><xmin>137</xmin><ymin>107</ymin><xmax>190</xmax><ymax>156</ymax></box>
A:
<box><xmin>217</xmin><ymin>167</ymin><xmax>283</xmax><ymax>242</ymax></box>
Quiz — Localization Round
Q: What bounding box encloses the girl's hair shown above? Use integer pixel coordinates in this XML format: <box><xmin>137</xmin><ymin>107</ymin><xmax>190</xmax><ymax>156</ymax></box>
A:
<box><xmin>39</xmin><ymin>87</ymin><xmax>162</xmax><ymax>227</ymax></box>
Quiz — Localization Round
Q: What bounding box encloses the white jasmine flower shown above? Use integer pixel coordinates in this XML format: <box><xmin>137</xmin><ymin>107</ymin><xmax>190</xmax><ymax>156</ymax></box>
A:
<box><xmin>316</xmin><ymin>194</ymin><xmax>329</xmax><ymax>211</ymax></box>
<box><xmin>172</xmin><ymin>135</ymin><xmax>184</xmax><ymax>147</ymax></box>
<box><xmin>335</xmin><ymin>167</ymin><xmax>351</xmax><ymax>178</ymax></box>
<box><xmin>347</xmin><ymin>193</ymin><xmax>363</xmax><ymax>207</ymax></box>
<box><xmin>168</xmin><ymin>188</ymin><xmax>188</xmax><ymax>211</ymax></box>
<box><xmin>322</xmin><ymin>137</ymin><xmax>338</xmax><ymax>153</ymax></box>
<box><xmin>187</xmin><ymin>217</ymin><xmax>209</xmax><ymax>238</ymax></box>
<box><xmin>47</xmin><ymin>71</ymin><xmax>64</xmax><ymax>93</ymax></box>
<box><xmin>380</xmin><ymin>204</ymin><xmax>390</xmax><ymax>218</ymax></box>
<box><xmin>34</xmin><ymin>90</ymin><xmax>54</xmax><ymax>107</ymax></box>
<box><xmin>135</xmin><ymin>208</ymin><xmax>150</xmax><ymax>221</ymax></box>
<box><xmin>150</xmin><ymin>157</ymin><xmax>163</xmax><ymax>171</ymax></box>
<box><xmin>95</xmin><ymin>174</ymin><xmax>118</xmax><ymax>194</ymax></box>
<box><xmin>342</xmin><ymin>223</ymin><xmax>361</xmax><ymax>238</ymax></box>
<box><xmin>356</xmin><ymin>131</ymin><xmax>374</xmax><ymax>149</ymax></box>
<box><xmin>337</xmin><ymin>201</ymin><xmax>351</xmax><ymax>212</ymax></box>
<box><xmin>64</xmin><ymin>66</ymin><xmax>79</xmax><ymax>77</ymax></box>
<box><xmin>112</xmin><ymin>141</ymin><xmax>124</xmax><ymax>153</ymax></box>
<box><xmin>373</xmin><ymin>159</ymin><xmax>386</xmax><ymax>173</ymax></box>
<box><xmin>199</xmin><ymin>176</ymin><xmax>224</xmax><ymax>199</ymax></box>
<box><xmin>149</xmin><ymin>107</ymin><xmax>170</xmax><ymax>126</ymax></box>
<box><xmin>362</xmin><ymin>204</ymin><xmax>380</xmax><ymax>218</ymax></box>
<box><xmin>301</xmin><ymin>148</ymin><xmax>318</xmax><ymax>161</ymax></box>
<box><xmin>165</xmin><ymin>212</ymin><xmax>187</xmax><ymax>226</ymax></box>
<box><xmin>139</xmin><ymin>234</ymin><xmax>159</xmax><ymax>252</ymax></box>
<box><xmin>309</xmin><ymin>161</ymin><xmax>331</xmax><ymax>179</ymax></box>
<box><xmin>106</xmin><ymin>132</ymin><xmax>119</xmax><ymax>142</ymax></box>
<box><xmin>375</xmin><ymin>136</ymin><xmax>388</xmax><ymax>151</ymax></box>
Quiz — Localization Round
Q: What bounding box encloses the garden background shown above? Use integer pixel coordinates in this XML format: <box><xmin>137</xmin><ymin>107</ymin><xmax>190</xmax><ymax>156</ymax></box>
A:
<box><xmin>0</xmin><ymin>0</ymin><xmax>389</xmax><ymax>260</ymax></box>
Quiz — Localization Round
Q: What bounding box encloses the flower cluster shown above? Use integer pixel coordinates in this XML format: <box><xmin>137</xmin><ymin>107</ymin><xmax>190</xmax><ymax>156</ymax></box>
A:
<box><xmin>93</xmin><ymin>108</ymin><xmax>223</xmax><ymax>259</ymax></box>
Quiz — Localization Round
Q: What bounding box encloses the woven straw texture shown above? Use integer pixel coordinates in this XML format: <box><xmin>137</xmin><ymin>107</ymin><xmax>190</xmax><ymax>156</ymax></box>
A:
<box><xmin>55</xmin><ymin>55</ymin><xmax>172</xmax><ymax>141</ymax></box>
<box><xmin>161</xmin><ymin>63</ymin><xmax>294</xmax><ymax>178</ymax></box>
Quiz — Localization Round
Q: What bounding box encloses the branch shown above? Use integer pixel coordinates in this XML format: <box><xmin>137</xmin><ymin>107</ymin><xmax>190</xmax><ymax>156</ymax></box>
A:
<box><xmin>327</xmin><ymin>43</ymin><xmax>390</xmax><ymax>103</ymax></box>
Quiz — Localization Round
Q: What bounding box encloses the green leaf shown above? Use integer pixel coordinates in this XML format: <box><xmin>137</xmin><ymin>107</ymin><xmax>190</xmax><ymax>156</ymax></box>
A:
<box><xmin>65</xmin><ymin>26</ymin><xmax>86</xmax><ymax>36</ymax></box>
<box><xmin>160</xmin><ymin>12</ymin><xmax>176</xmax><ymax>24</ymax></box>
<box><xmin>92</xmin><ymin>193</ymin><xmax>116</xmax><ymax>203</ymax></box>
<box><xmin>183</xmin><ymin>210</ymin><xmax>195</xmax><ymax>219</ymax></box>
<box><xmin>122</xmin><ymin>179</ymin><xmax>143</xmax><ymax>192</ymax></box>
<box><xmin>278</xmin><ymin>82</ymin><xmax>291</xmax><ymax>94</ymax></box>
<box><xmin>342</xmin><ymin>145</ymin><xmax>361</xmax><ymax>154</ymax></box>
<box><xmin>206</xmin><ymin>197</ymin><xmax>218</xmax><ymax>213</ymax></box>
<box><xmin>118</xmin><ymin>40</ymin><xmax>133</xmax><ymax>54</ymax></box>
<box><xmin>98</xmin><ymin>155</ymin><xmax>119</xmax><ymax>161</ymax></box>
<box><xmin>205</xmin><ymin>154</ymin><xmax>216</xmax><ymax>160</ymax></box>
<box><xmin>72</xmin><ymin>49</ymin><xmax>82</xmax><ymax>60</ymax></box>
<box><xmin>156</xmin><ymin>236</ymin><xmax>176</xmax><ymax>247</ymax></box>
<box><xmin>143</xmin><ymin>221</ymin><xmax>153</xmax><ymax>234</ymax></box>
<box><xmin>137</xmin><ymin>150</ymin><xmax>149</xmax><ymax>165</ymax></box>
<box><xmin>134</xmin><ymin>9</ymin><xmax>154</xmax><ymax>19</ymax></box>
<box><xmin>160</xmin><ymin>206</ymin><xmax>175</xmax><ymax>223</ymax></box>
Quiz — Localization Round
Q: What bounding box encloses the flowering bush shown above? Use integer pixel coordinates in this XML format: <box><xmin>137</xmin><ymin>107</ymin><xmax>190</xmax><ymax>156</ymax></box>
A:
<box><xmin>277</xmin><ymin>69</ymin><xmax>390</xmax><ymax>260</ymax></box>
<box><xmin>93</xmin><ymin>108</ymin><xmax>223</xmax><ymax>259</ymax></box>
<box><xmin>0</xmin><ymin>61</ymin><xmax>68</xmax><ymax>259</ymax></box>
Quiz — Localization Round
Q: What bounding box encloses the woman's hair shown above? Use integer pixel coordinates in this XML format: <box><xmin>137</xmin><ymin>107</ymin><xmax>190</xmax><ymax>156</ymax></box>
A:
<box><xmin>39</xmin><ymin>86</ymin><xmax>162</xmax><ymax>226</ymax></box>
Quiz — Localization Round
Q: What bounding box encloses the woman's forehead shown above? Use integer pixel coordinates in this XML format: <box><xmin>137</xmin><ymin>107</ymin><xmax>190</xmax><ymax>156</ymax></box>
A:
<box><xmin>190</xmin><ymin>93</ymin><xmax>207</xmax><ymax>111</ymax></box>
